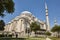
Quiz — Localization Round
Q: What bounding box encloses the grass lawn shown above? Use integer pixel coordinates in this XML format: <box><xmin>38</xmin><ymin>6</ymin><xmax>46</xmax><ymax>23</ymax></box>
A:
<box><xmin>50</xmin><ymin>37</ymin><xmax>60</xmax><ymax>40</ymax></box>
<box><xmin>0</xmin><ymin>37</ymin><xmax>60</xmax><ymax>40</ymax></box>
<box><xmin>0</xmin><ymin>37</ymin><xmax>45</xmax><ymax>40</ymax></box>
<box><xmin>26</xmin><ymin>37</ymin><xmax>45</xmax><ymax>40</ymax></box>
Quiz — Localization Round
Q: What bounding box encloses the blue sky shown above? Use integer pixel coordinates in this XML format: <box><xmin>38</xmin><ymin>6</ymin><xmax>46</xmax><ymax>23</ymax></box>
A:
<box><xmin>0</xmin><ymin>0</ymin><xmax>60</xmax><ymax>28</ymax></box>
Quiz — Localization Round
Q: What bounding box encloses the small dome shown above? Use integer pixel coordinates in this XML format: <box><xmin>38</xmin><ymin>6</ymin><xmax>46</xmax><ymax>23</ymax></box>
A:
<box><xmin>21</xmin><ymin>11</ymin><xmax>32</xmax><ymax>14</ymax></box>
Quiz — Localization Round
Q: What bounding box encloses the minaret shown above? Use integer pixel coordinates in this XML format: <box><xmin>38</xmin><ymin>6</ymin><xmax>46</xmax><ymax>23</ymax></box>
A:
<box><xmin>45</xmin><ymin>2</ymin><xmax>50</xmax><ymax>31</ymax></box>
<box><xmin>54</xmin><ymin>18</ymin><xmax>57</xmax><ymax>25</ymax></box>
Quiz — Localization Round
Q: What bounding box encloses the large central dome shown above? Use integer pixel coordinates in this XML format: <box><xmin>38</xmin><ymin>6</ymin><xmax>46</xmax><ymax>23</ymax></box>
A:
<box><xmin>21</xmin><ymin>11</ymin><xmax>32</xmax><ymax>14</ymax></box>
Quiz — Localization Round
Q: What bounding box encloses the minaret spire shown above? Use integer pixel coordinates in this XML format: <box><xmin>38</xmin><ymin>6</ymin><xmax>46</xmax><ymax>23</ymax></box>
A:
<box><xmin>45</xmin><ymin>1</ymin><xmax>50</xmax><ymax>31</ymax></box>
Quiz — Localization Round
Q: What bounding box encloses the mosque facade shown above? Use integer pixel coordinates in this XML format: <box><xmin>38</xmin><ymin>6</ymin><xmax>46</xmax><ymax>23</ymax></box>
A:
<box><xmin>3</xmin><ymin>2</ymin><xmax>50</xmax><ymax>37</ymax></box>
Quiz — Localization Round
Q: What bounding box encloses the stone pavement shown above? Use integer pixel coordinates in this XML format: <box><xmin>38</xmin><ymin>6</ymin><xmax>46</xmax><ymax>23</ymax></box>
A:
<box><xmin>46</xmin><ymin>37</ymin><xmax>51</xmax><ymax>40</ymax></box>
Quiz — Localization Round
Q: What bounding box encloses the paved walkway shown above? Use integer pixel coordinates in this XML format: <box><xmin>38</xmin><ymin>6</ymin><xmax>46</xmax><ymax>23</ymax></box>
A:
<box><xmin>46</xmin><ymin>37</ymin><xmax>51</xmax><ymax>40</ymax></box>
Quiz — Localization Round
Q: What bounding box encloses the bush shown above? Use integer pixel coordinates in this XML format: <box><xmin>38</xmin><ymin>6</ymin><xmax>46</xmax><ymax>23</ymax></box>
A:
<box><xmin>45</xmin><ymin>31</ymin><xmax>51</xmax><ymax>36</ymax></box>
<box><xmin>0</xmin><ymin>34</ymin><xmax>4</xmax><ymax>37</ymax></box>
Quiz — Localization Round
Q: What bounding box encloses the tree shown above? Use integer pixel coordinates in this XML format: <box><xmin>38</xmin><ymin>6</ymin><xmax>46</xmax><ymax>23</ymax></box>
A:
<box><xmin>0</xmin><ymin>20</ymin><xmax>5</xmax><ymax>31</ymax></box>
<box><xmin>45</xmin><ymin>31</ymin><xmax>51</xmax><ymax>36</ymax></box>
<box><xmin>51</xmin><ymin>25</ymin><xmax>60</xmax><ymax>38</ymax></box>
<box><xmin>30</xmin><ymin>22</ymin><xmax>40</xmax><ymax>34</ymax></box>
<box><xmin>0</xmin><ymin>0</ymin><xmax>14</xmax><ymax>17</ymax></box>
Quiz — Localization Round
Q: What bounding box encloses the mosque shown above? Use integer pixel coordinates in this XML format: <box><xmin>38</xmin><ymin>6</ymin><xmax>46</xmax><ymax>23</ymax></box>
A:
<box><xmin>2</xmin><ymin>2</ymin><xmax>50</xmax><ymax>37</ymax></box>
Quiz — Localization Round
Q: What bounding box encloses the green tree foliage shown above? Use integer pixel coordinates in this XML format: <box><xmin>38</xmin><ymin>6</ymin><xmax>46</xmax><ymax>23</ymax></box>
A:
<box><xmin>45</xmin><ymin>31</ymin><xmax>51</xmax><ymax>36</ymax></box>
<box><xmin>0</xmin><ymin>0</ymin><xmax>14</xmax><ymax>17</ymax></box>
<box><xmin>0</xmin><ymin>20</ymin><xmax>5</xmax><ymax>31</ymax></box>
<box><xmin>51</xmin><ymin>25</ymin><xmax>60</xmax><ymax>38</ymax></box>
<box><xmin>51</xmin><ymin>25</ymin><xmax>60</xmax><ymax>32</ymax></box>
<box><xmin>30</xmin><ymin>22</ymin><xmax>40</xmax><ymax>33</ymax></box>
